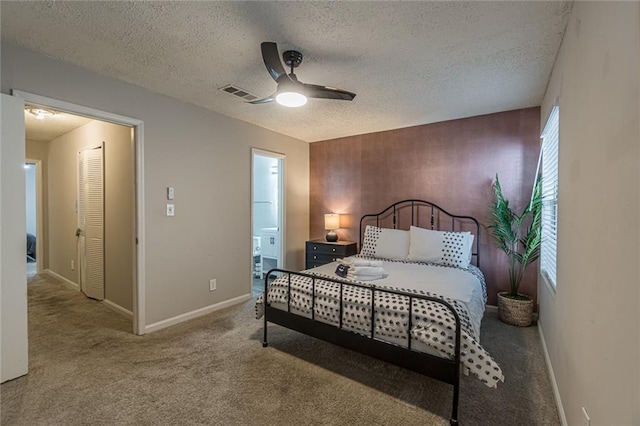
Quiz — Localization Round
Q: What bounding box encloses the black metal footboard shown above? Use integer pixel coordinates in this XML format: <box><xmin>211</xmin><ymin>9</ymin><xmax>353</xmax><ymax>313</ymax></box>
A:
<box><xmin>261</xmin><ymin>268</ymin><xmax>462</xmax><ymax>425</ymax></box>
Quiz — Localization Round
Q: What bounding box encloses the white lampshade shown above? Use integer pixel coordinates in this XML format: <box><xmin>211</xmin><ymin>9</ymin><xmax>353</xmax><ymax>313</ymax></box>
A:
<box><xmin>324</xmin><ymin>213</ymin><xmax>340</xmax><ymax>230</ymax></box>
<box><xmin>276</xmin><ymin>91</ymin><xmax>307</xmax><ymax>107</ymax></box>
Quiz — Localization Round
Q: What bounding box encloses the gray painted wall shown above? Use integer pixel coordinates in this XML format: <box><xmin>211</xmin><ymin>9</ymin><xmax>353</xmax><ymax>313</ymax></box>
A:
<box><xmin>1</xmin><ymin>44</ymin><xmax>310</xmax><ymax>327</ymax></box>
<box><xmin>539</xmin><ymin>2</ymin><xmax>640</xmax><ymax>424</ymax></box>
<box><xmin>45</xmin><ymin>120</ymin><xmax>134</xmax><ymax>311</ymax></box>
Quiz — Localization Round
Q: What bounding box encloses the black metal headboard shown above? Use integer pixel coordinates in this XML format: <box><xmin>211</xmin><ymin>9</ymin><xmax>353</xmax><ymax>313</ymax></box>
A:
<box><xmin>359</xmin><ymin>199</ymin><xmax>481</xmax><ymax>267</ymax></box>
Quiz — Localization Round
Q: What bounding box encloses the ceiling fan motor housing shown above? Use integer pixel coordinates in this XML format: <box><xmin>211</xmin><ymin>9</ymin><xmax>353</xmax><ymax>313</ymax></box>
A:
<box><xmin>283</xmin><ymin>50</ymin><xmax>303</xmax><ymax>68</ymax></box>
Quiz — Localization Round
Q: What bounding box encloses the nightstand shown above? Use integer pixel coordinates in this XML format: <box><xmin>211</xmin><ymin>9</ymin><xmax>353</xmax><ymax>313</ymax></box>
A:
<box><xmin>305</xmin><ymin>240</ymin><xmax>357</xmax><ymax>269</ymax></box>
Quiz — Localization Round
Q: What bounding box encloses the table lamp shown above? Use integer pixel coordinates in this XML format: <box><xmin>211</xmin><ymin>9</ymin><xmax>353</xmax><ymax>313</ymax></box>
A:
<box><xmin>324</xmin><ymin>213</ymin><xmax>340</xmax><ymax>242</ymax></box>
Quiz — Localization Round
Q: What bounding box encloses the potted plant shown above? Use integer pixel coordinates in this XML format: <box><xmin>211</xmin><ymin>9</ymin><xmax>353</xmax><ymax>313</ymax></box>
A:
<box><xmin>489</xmin><ymin>174</ymin><xmax>543</xmax><ymax>326</ymax></box>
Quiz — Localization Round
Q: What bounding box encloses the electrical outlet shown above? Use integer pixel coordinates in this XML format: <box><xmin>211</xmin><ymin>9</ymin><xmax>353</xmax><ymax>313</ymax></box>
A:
<box><xmin>209</xmin><ymin>279</ymin><xmax>217</xmax><ymax>292</ymax></box>
<box><xmin>166</xmin><ymin>204</ymin><xmax>175</xmax><ymax>216</ymax></box>
<box><xmin>582</xmin><ymin>407</ymin><xmax>590</xmax><ymax>426</ymax></box>
<box><xmin>71</xmin><ymin>260</ymin><xmax>75</xmax><ymax>271</ymax></box>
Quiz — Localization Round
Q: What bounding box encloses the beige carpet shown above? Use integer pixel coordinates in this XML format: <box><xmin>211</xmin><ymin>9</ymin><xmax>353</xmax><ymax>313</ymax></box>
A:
<box><xmin>1</xmin><ymin>273</ymin><xmax>560</xmax><ymax>425</ymax></box>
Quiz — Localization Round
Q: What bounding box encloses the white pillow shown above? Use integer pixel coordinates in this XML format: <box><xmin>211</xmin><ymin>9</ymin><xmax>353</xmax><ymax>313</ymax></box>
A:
<box><xmin>376</xmin><ymin>228</ymin><xmax>410</xmax><ymax>260</ymax></box>
<box><xmin>467</xmin><ymin>234</ymin><xmax>475</xmax><ymax>265</ymax></box>
<box><xmin>360</xmin><ymin>225</ymin><xmax>382</xmax><ymax>257</ymax></box>
<box><xmin>360</xmin><ymin>225</ymin><xmax>409</xmax><ymax>260</ymax></box>
<box><xmin>407</xmin><ymin>226</ymin><xmax>472</xmax><ymax>268</ymax></box>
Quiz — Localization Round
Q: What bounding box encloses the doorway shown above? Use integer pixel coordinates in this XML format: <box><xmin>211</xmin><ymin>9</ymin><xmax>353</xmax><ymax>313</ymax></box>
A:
<box><xmin>13</xmin><ymin>89</ymin><xmax>146</xmax><ymax>335</ymax></box>
<box><xmin>24</xmin><ymin>160</ymin><xmax>42</xmax><ymax>276</ymax></box>
<box><xmin>251</xmin><ymin>149</ymin><xmax>284</xmax><ymax>296</ymax></box>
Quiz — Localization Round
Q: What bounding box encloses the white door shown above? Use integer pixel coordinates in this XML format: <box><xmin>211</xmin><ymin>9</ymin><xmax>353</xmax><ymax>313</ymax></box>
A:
<box><xmin>1</xmin><ymin>93</ymin><xmax>29</xmax><ymax>382</ymax></box>
<box><xmin>77</xmin><ymin>146</ymin><xmax>105</xmax><ymax>300</ymax></box>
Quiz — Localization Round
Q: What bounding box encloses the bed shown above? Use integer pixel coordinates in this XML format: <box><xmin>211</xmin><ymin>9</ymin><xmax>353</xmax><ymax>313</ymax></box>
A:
<box><xmin>255</xmin><ymin>200</ymin><xmax>503</xmax><ymax>425</ymax></box>
<box><xmin>26</xmin><ymin>233</ymin><xmax>36</xmax><ymax>262</ymax></box>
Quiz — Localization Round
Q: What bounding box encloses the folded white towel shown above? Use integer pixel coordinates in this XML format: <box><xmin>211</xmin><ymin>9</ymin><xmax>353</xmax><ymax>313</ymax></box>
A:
<box><xmin>350</xmin><ymin>266</ymin><xmax>385</xmax><ymax>276</ymax></box>
<box><xmin>338</xmin><ymin>257</ymin><xmax>383</xmax><ymax>267</ymax></box>
<box><xmin>348</xmin><ymin>273</ymin><xmax>384</xmax><ymax>281</ymax></box>
<box><xmin>355</xmin><ymin>259</ymin><xmax>383</xmax><ymax>267</ymax></box>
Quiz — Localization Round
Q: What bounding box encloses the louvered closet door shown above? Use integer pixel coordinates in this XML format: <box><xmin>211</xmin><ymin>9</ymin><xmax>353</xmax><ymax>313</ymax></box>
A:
<box><xmin>77</xmin><ymin>146</ymin><xmax>105</xmax><ymax>300</ymax></box>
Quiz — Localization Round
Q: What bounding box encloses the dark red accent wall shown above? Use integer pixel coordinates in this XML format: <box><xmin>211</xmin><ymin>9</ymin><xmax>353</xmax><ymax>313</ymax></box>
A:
<box><xmin>309</xmin><ymin>107</ymin><xmax>541</xmax><ymax>306</ymax></box>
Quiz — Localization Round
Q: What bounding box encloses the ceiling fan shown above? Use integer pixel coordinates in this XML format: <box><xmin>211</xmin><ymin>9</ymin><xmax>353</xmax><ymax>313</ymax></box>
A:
<box><xmin>250</xmin><ymin>42</ymin><xmax>356</xmax><ymax>107</ymax></box>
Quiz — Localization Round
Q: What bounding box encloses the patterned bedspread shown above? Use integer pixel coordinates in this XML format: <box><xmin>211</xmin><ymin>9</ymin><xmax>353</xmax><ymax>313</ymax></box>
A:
<box><xmin>255</xmin><ymin>261</ymin><xmax>504</xmax><ymax>388</ymax></box>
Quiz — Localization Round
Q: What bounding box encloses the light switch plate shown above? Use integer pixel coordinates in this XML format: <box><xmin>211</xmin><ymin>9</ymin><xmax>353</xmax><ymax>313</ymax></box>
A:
<box><xmin>166</xmin><ymin>204</ymin><xmax>175</xmax><ymax>216</ymax></box>
<box><xmin>167</xmin><ymin>187</ymin><xmax>174</xmax><ymax>200</ymax></box>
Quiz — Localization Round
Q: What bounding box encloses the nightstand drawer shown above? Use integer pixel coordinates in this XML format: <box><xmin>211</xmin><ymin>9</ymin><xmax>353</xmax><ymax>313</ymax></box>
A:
<box><xmin>306</xmin><ymin>252</ymin><xmax>341</xmax><ymax>264</ymax></box>
<box><xmin>306</xmin><ymin>241</ymin><xmax>354</xmax><ymax>256</ymax></box>
<box><xmin>305</xmin><ymin>240</ymin><xmax>357</xmax><ymax>269</ymax></box>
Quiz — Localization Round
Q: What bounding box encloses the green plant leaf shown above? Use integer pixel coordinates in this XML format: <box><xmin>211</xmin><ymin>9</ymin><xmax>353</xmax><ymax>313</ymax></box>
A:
<box><xmin>489</xmin><ymin>174</ymin><xmax>543</xmax><ymax>294</ymax></box>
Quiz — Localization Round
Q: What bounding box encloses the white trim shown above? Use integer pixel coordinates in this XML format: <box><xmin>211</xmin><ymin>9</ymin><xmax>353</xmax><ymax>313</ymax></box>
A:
<box><xmin>45</xmin><ymin>269</ymin><xmax>79</xmax><ymax>291</ymax></box>
<box><xmin>13</xmin><ymin>90</ymin><xmax>146</xmax><ymax>336</ymax></box>
<box><xmin>278</xmin><ymin>157</ymin><xmax>285</xmax><ymax>269</ymax></box>
<box><xmin>538</xmin><ymin>322</ymin><xmax>567</xmax><ymax>426</ymax></box>
<box><xmin>46</xmin><ymin>270</ymin><xmax>134</xmax><ymax>320</ymax></box>
<box><xmin>102</xmin><ymin>299</ymin><xmax>133</xmax><ymax>318</ymax></box>
<box><xmin>12</xmin><ymin>90</ymin><xmax>141</xmax><ymax>126</ymax></box>
<box><xmin>144</xmin><ymin>294</ymin><xmax>251</xmax><ymax>334</ymax></box>
<box><xmin>251</xmin><ymin>148</ymin><xmax>286</xmax><ymax>160</ymax></box>
<box><xmin>133</xmin><ymin>123</ymin><xmax>145</xmax><ymax>335</ymax></box>
<box><xmin>485</xmin><ymin>304</ymin><xmax>498</xmax><ymax>314</ymax></box>
<box><xmin>541</xmin><ymin>272</ymin><xmax>557</xmax><ymax>297</ymax></box>
<box><xmin>251</xmin><ymin>147</ymin><xmax>286</xmax><ymax>275</ymax></box>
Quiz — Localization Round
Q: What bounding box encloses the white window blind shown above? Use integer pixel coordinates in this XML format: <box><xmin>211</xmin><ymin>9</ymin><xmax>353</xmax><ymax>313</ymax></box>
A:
<box><xmin>540</xmin><ymin>106</ymin><xmax>559</xmax><ymax>287</ymax></box>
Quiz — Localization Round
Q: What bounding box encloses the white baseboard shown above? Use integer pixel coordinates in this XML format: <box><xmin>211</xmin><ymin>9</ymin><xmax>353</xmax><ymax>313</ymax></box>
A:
<box><xmin>45</xmin><ymin>270</ymin><xmax>133</xmax><ymax>320</ymax></box>
<box><xmin>144</xmin><ymin>293</ymin><xmax>252</xmax><ymax>334</ymax></box>
<box><xmin>102</xmin><ymin>299</ymin><xmax>133</xmax><ymax>318</ymax></box>
<box><xmin>484</xmin><ymin>303</ymin><xmax>539</xmax><ymax>322</ymax></box>
<box><xmin>485</xmin><ymin>304</ymin><xmax>498</xmax><ymax>314</ymax></box>
<box><xmin>538</xmin><ymin>323</ymin><xmax>567</xmax><ymax>426</ymax></box>
<box><xmin>45</xmin><ymin>269</ymin><xmax>79</xmax><ymax>291</ymax></box>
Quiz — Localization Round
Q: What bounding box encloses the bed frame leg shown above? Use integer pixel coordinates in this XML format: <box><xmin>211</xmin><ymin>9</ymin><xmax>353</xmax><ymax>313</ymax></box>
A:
<box><xmin>262</xmin><ymin>273</ymin><xmax>269</xmax><ymax>348</ymax></box>
<box><xmin>450</xmin><ymin>377</ymin><xmax>459</xmax><ymax>425</ymax></box>
<box><xmin>262</xmin><ymin>320</ymin><xmax>268</xmax><ymax>347</ymax></box>
<box><xmin>262</xmin><ymin>306</ymin><xmax>268</xmax><ymax>348</ymax></box>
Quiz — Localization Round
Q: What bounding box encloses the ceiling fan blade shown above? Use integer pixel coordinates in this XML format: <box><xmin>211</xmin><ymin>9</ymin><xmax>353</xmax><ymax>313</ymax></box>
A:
<box><xmin>248</xmin><ymin>94</ymin><xmax>276</xmax><ymax>104</ymax></box>
<box><xmin>261</xmin><ymin>42</ymin><xmax>288</xmax><ymax>82</ymax></box>
<box><xmin>302</xmin><ymin>83</ymin><xmax>356</xmax><ymax>101</ymax></box>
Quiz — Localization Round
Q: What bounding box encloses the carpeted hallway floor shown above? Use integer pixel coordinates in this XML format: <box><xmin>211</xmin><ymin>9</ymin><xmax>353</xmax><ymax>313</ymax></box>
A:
<box><xmin>1</xmin><ymin>273</ymin><xmax>560</xmax><ymax>425</ymax></box>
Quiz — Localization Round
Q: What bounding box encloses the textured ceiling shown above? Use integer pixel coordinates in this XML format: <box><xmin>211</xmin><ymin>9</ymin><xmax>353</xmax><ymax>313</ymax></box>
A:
<box><xmin>1</xmin><ymin>1</ymin><xmax>571</xmax><ymax>142</ymax></box>
<box><xmin>24</xmin><ymin>109</ymin><xmax>92</xmax><ymax>142</ymax></box>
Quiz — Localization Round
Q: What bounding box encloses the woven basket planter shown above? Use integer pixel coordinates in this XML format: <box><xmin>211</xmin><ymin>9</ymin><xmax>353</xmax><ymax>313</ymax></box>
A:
<box><xmin>497</xmin><ymin>292</ymin><xmax>533</xmax><ymax>327</ymax></box>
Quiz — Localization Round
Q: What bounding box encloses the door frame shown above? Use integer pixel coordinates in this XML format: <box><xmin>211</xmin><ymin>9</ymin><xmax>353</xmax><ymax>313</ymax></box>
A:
<box><xmin>25</xmin><ymin>158</ymin><xmax>43</xmax><ymax>274</ymax></box>
<box><xmin>250</xmin><ymin>148</ymin><xmax>285</xmax><ymax>283</ymax></box>
<box><xmin>13</xmin><ymin>90</ymin><xmax>146</xmax><ymax>335</ymax></box>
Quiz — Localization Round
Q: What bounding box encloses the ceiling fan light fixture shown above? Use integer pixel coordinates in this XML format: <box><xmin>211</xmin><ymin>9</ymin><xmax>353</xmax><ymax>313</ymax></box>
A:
<box><xmin>250</xmin><ymin>42</ymin><xmax>355</xmax><ymax>106</ymax></box>
<box><xmin>276</xmin><ymin>91</ymin><xmax>307</xmax><ymax>107</ymax></box>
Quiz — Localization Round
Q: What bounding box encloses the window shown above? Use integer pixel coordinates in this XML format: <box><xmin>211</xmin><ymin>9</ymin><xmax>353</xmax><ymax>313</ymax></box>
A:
<box><xmin>540</xmin><ymin>106</ymin><xmax>559</xmax><ymax>287</ymax></box>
